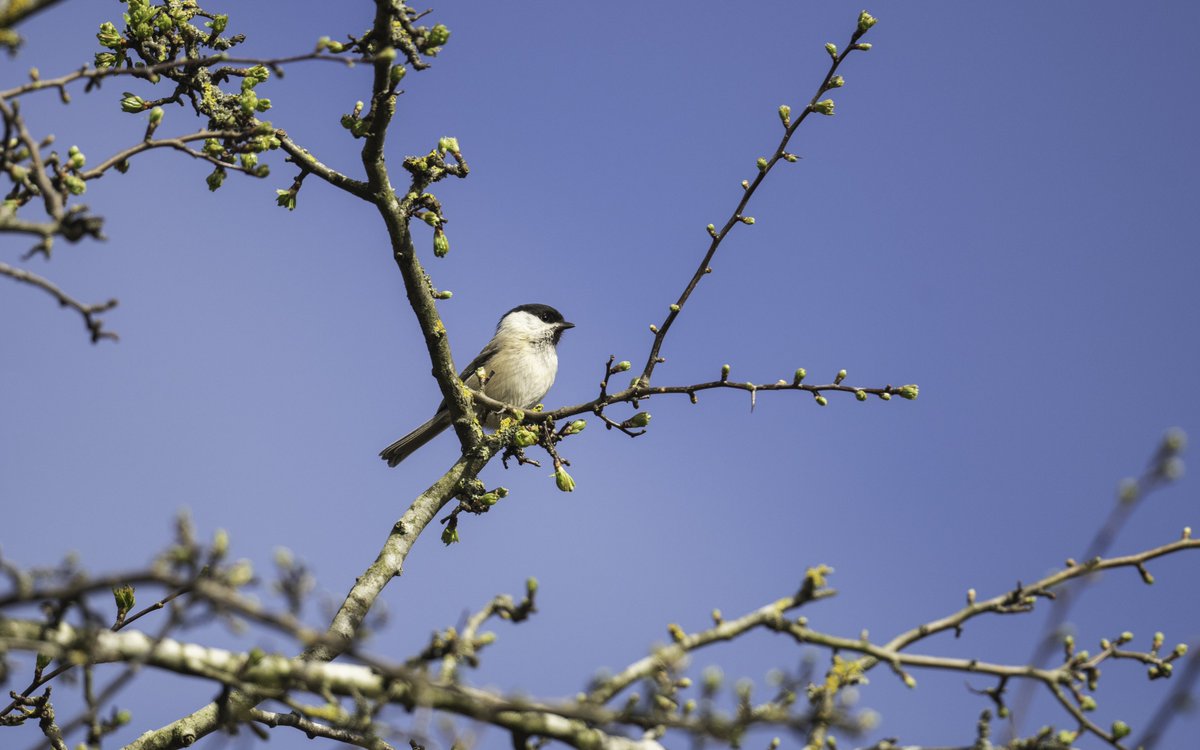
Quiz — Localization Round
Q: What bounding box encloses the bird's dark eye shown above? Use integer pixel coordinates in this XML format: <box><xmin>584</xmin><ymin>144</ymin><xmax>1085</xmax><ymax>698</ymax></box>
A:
<box><xmin>541</xmin><ymin>312</ymin><xmax>553</xmax><ymax>322</ymax></box>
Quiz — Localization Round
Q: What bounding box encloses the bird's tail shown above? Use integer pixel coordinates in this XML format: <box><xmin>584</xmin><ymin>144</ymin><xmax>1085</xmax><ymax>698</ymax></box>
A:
<box><xmin>380</xmin><ymin>411</ymin><xmax>452</xmax><ymax>467</ymax></box>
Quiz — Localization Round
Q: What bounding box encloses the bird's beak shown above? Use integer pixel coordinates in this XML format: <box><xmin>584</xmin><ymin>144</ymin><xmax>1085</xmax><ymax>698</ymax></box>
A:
<box><xmin>559</xmin><ymin>321</ymin><xmax>576</xmax><ymax>330</ymax></box>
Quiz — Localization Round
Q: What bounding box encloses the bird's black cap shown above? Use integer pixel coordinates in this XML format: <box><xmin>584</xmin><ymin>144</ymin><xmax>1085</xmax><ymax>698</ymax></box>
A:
<box><xmin>505</xmin><ymin>303</ymin><xmax>573</xmax><ymax>328</ymax></box>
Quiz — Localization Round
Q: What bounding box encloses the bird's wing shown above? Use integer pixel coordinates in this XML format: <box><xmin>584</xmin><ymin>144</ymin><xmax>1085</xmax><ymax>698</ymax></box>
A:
<box><xmin>432</xmin><ymin>336</ymin><xmax>501</xmax><ymax>410</ymax></box>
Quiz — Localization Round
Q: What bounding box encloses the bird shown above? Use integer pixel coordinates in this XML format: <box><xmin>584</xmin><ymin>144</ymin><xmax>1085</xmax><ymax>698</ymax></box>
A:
<box><xmin>380</xmin><ymin>303</ymin><xmax>575</xmax><ymax>466</ymax></box>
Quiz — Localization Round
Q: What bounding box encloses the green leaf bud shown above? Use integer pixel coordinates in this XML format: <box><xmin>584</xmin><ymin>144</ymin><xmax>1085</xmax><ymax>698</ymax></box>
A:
<box><xmin>879</xmin><ymin>392</ymin><xmax>892</xmax><ymax>400</ymax></box>
<box><xmin>120</xmin><ymin>92</ymin><xmax>146</xmax><ymax>113</ymax></box>
<box><xmin>778</xmin><ymin>104</ymin><xmax>791</xmax><ymax>127</ymax></box>
<box><xmin>240</xmin><ymin>153</ymin><xmax>258</xmax><ymax>171</ymax></box>
<box><xmin>854</xmin><ymin>42</ymin><xmax>873</xmax><ymax>51</ymax></box>
<box><xmin>564</xmin><ymin>419</ymin><xmax>587</xmax><ymax>435</ymax></box>
<box><xmin>554</xmin><ymin>464</ymin><xmax>576</xmax><ymax>492</ymax></box>
<box><xmin>36</xmin><ymin>652</ymin><xmax>52</xmax><ymax>671</ymax></box>
<box><xmin>810</xmin><ymin>99</ymin><xmax>835</xmax><ymax>116</ymax></box>
<box><xmin>793</xmin><ymin>368</ymin><xmax>807</xmax><ymax>384</ymax></box>
<box><xmin>649</xmin><ymin>324</ymin><xmax>658</xmax><ymax>333</ymax></box>
<box><xmin>441</xmin><ymin>526</ymin><xmax>459</xmax><ymax>545</ymax></box>
<box><xmin>855</xmin><ymin>390</ymin><xmax>867</xmax><ymax>401</ymax></box>
<box><xmin>433</xmin><ymin>290</ymin><xmax>452</xmax><ymax>300</ymax></box>
<box><xmin>275</xmin><ymin>189</ymin><xmax>297</xmax><ymax>211</ymax></box>
<box><xmin>479</xmin><ymin>492</ymin><xmax>500</xmax><ymax>506</ymax></box>
<box><xmin>740</xmin><ymin>215</ymin><xmax>755</xmax><ymax>224</ymax></box>
<box><xmin>377</xmin><ymin>46</ymin><xmax>397</xmax><ymax>63</ymax></box>
<box><xmin>815</xmin><ymin>395</ymin><xmax>828</xmax><ymax>407</ymax></box>
<box><xmin>1079</xmin><ymin>695</ymin><xmax>1096</xmax><ymax>711</ymax></box>
<box><xmin>902</xmin><ymin>673</ymin><xmax>916</xmax><ymax>689</ymax></box>
<box><xmin>112</xmin><ymin>584</ymin><xmax>136</xmax><ymax>616</ymax></box>
<box><xmin>857</xmin><ymin>11</ymin><xmax>878</xmax><ymax>31</ymax></box>
<box><xmin>783</xmin><ymin>153</ymin><xmax>799</xmax><ymax>162</ymax></box>
<box><xmin>437</xmin><ymin>136</ymin><xmax>459</xmax><ymax>155</ymax></box>
<box><xmin>206</xmin><ymin>166</ymin><xmax>226</xmax><ymax>192</ymax></box>
<box><xmin>612</xmin><ymin>360</ymin><xmax>632</xmax><ymax>373</ymax></box>
<box><xmin>1175</xmin><ymin>643</ymin><xmax>1189</xmax><ymax>657</ymax></box>
<box><xmin>669</xmin><ymin>304</ymin><xmax>680</xmax><ymax>312</ymax></box>
<box><xmin>514</xmin><ymin>428</ymin><xmax>538</xmax><ymax>447</ymax></box>
<box><xmin>433</xmin><ymin>228</ymin><xmax>450</xmax><ymax>257</ymax></box>
<box><xmin>721</xmin><ymin>364</ymin><xmax>731</xmax><ymax>381</ymax></box>
<box><xmin>239</xmin><ymin>91</ymin><xmax>259</xmax><ymax>114</ymax></box>
<box><xmin>629</xmin><ymin>412</ymin><xmax>652</xmax><ymax>428</ymax></box>
<box><xmin>115</xmin><ymin>709</ymin><xmax>132</xmax><ymax>725</ymax></box>
<box><xmin>94</xmin><ymin>52</ymin><xmax>118</xmax><ymax>69</ymax></box>
<box><xmin>756</xmin><ymin>157</ymin><xmax>768</xmax><ymax>171</ymax></box>
<box><xmin>97</xmin><ymin>22</ymin><xmax>123</xmax><ymax>49</ymax></box>
<box><xmin>706</xmin><ymin>223</ymin><xmax>717</xmax><ymax>237</ymax></box>
<box><xmin>1153</xmin><ymin>631</ymin><xmax>1164</xmax><ymax>650</ymax></box>
<box><xmin>255</xmin><ymin>98</ymin><xmax>272</xmax><ymax>112</ymax></box>
<box><xmin>212</xmin><ymin>528</ymin><xmax>229</xmax><ymax>556</ymax></box>
<box><xmin>390</xmin><ymin>65</ymin><xmax>408</xmax><ymax>86</ymax></box>
<box><xmin>148</xmin><ymin>107</ymin><xmax>164</xmax><ymax>126</ymax></box>
<box><xmin>828</xmin><ymin>75</ymin><xmax>845</xmax><ymax>88</ymax></box>
<box><xmin>896</xmin><ymin>384</ymin><xmax>919</xmax><ymax>400</ymax></box>
<box><xmin>67</xmin><ymin>147</ymin><xmax>86</xmax><ymax>170</ymax></box>
<box><xmin>526</xmin><ymin>576</ymin><xmax>539</xmax><ymax>594</ymax></box>
<box><xmin>422</xmin><ymin>212</ymin><xmax>442</xmax><ymax>228</ymax></box>
<box><xmin>825</xmin><ymin>42</ymin><xmax>838</xmax><ymax>59</ymax></box>
<box><xmin>203</xmin><ymin>138</ymin><xmax>224</xmax><ymax>156</ymax></box>
<box><xmin>835</xmin><ymin>369</ymin><xmax>847</xmax><ymax>384</ymax></box>
<box><xmin>427</xmin><ymin>24</ymin><xmax>451</xmax><ymax>47</ymax></box>
<box><xmin>63</xmin><ymin>175</ymin><xmax>86</xmax><ymax>195</ymax></box>
<box><xmin>1111</xmin><ymin>721</ymin><xmax>1130</xmax><ymax>740</ymax></box>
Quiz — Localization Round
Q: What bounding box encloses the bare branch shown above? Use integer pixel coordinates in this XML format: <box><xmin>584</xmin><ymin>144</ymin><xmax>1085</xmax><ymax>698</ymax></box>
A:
<box><xmin>0</xmin><ymin>261</ymin><xmax>117</xmax><ymax>342</ymax></box>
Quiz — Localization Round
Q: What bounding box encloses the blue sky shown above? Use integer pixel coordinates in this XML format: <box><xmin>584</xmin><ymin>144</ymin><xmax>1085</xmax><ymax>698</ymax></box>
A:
<box><xmin>3</xmin><ymin>1</ymin><xmax>1199</xmax><ymax>748</ymax></box>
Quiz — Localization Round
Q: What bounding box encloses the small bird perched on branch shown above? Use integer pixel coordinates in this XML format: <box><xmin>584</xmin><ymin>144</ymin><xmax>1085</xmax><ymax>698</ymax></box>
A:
<box><xmin>380</xmin><ymin>303</ymin><xmax>575</xmax><ymax>466</ymax></box>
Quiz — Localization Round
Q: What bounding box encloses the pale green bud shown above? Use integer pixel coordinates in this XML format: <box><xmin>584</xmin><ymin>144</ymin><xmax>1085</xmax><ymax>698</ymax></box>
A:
<box><xmin>740</xmin><ymin>215</ymin><xmax>755</xmax><ymax>224</ymax></box>
<box><xmin>212</xmin><ymin>528</ymin><xmax>229</xmax><ymax>556</ymax></box>
<box><xmin>835</xmin><ymin>369</ymin><xmax>847</xmax><ymax>384</ymax></box>
<box><xmin>815</xmin><ymin>395</ymin><xmax>828</xmax><ymax>407</ymax></box>
<box><xmin>427</xmin><ymin>24</ymin><xmax>451</xmax><ymax>47</ymax></box>
<box><xmin>120</xmin><ymin>92</ymin><xmax>146</xmax><ymax>113</ymax></box>
<box><xmin>554</xmin><ymin>464</ymin><xmax>576</xmax><ymax>492</ymax></box>
<box><xmin>275</xmin><ymin>189</ymin><xmax>297</xmax><ymax>211</ymax></box>
<box><xmin>628</xmin><ymin>412</ymin><xmax>651</xmax><ymax>428</ymax></box>
<box><xmin>1111</xmin><ymin>721</ymin><xmax>1130</xmax><ymax>740</ymax></box>
<box><xmin>721</xmin><ymin>364</ymin><xmax>731</xmax><ymax>381</ymax></box>
<box><xmin>433</xmin><ymin>290</ymin><xmax>452</xmax><ymax>300</ymax></box>
<box><xmin>377</xmin><ymin>46</ymin><xmax>397</xmax><ymax>62</ymax></box>
<box><xmin>828</xmin><ymin>75</ymin><xmax>845</xmax><ymax>88</ymax></box>
<box><xmin>390</xmin><ymin>65</ymin><xmax>408</xmax><ymax>86</ymax></box>
<box><xmin>1079</xmin><ymin>695</ymin><xmax>1096</xmax><ymax>711</ymax></box>
<box><xmin>670</xmin><ymin>304</ymin><xmax>680</xmax><ymax>312</ymax></box>
<box><xmin>897</xmin><ymin>384</ymin><xmax>919</xmax><ymax>400</ymax></box>
<box><xmin>115</xmin><ymin>709</ymin><xmax>132</xmax><ymax>725</ymax></box>
<box><xmin>858</xmin><ymin>11</ymin><xmax>878</xmax><ymax>31</ymax></box>
<box><xmin>612</xmin><ymin>360</ymin><xmax>631</xmax><ymax>373</ymax></box>
<box><xmin>441</xmin><ymin>526</ymin><xmax>459</xmax><ymax>545</ymax></box>
<box><xmin>854</xmin><ymin>42</ymin><xmax>873</xmax><ymax>51</ymax></box>
<box><xmin>433</xmin><ymin>229</ymin><xmax>450</xmax><ymax>257</ymax></box>
<box><xmin>97</xmin><ymin>22</ymin><xmax>123</xmax><ymax>49</ymax></box>
<box><xmin>437</xmin><ymin>136</ymin><xmax>460</xmax><ymax>154</ymax></box>
<box><xmin>855</xmin><ymin>390</ymin><xmax>867</xmax><ymax>401</ymax></box>
<box><xmin>879</xmin><ymin>391</ymin><xmax>891</xmax><ymax>400</ymax></box>
<box><xmin>825</xmin><ymin>42</ymin><xmax>838</xmax><ymax>59</ymax></box>
<box><xmin>783</xmin><ymin>153</ymin><xmax>799</xmax><ymax>162</ymax></box>
<box><xmin>148</xmin><ymin>107</ymin><xmax>164</xmax><ymax>126</ymax></box>
<box><xmin>36</xmin><ymin>652</ymin><xmax>52</xmax><ymax>671</ymax></box>
<box><xmin>112</xmin><ymin>584</ymin><xmax>136</xmax><ymax>616</ymax></box>
<box><xmin>793</xmin><ymin>368</ymin><xmax>807</xmax><ymax>384</ymax></box>
<box><xmin>94</xmin><ymin>52</ymin><xmax>118</xmax><ymax>69</ymax></box>
<box><xmin>479</xmin><ymin>492</ymin><xmax>500</xmax><ymax>506</ymax></box>
<box><xmin>811</xmin><ymin>99</ymin><xmax>835</xmax><ymax>116</ymax></box>
<box><xmin>63</xmin><ymin>175</ymin><xmax>86</xmax><ymax>195</ymax></box>
<box><xmin>209</xmin><ymin>14</ymin><xmax>228</xmax><ymax>34</ymax></box>
<box><xmin>1175</xmin><ymin>643</ymin><xmax>1189</xmax><ymax>657</ymax></box>
<box><xmin>206</xmin><ymin>167</ymin><xmax>226</xmax><ymax>192</ymax></box>
<box><xmin>756</xmin><ymin>157</ymin><xmax>768</xmax><ymax>171</ymax></box>
<box><xmin>422</xmin><ymin>212</ymin><xmax>442</xmax><ymax>228</ymax></box>
<box><xmin>778</xmin><ymin>104</ymin><xmax>791</xmax><ymax>126</ymax></box>
<box><xmin>564</xmin><ymin>419</ymin><xmax>587</xmax><ymax>435</ymax></box>
<box><xmin>514</xmin><ymin>428</ymin><xmax>538</xmax><ymax>447</ymax></box>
